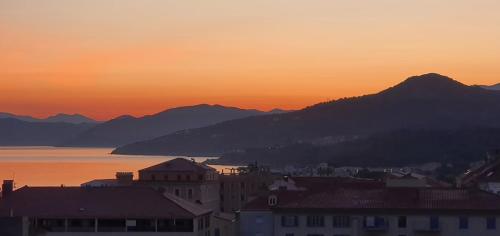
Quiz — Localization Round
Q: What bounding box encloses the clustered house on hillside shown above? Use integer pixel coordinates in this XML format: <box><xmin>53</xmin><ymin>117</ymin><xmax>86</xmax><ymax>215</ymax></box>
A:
<box><xmin>457</xmin><ymin>149</ymin><xmax>500</xmax><ymax>195</ymax></box>
<box><xmin>240</xmin><ymin>177</ymin><xmax>500</xmax><ymax>236</ymax></box>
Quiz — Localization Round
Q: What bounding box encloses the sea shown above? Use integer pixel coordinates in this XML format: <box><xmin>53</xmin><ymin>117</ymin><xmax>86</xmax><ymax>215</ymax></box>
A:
<box><xmin>0</xmin><ymin>146</ymin><xmax>234</xmax><ymax>187</ymax></box>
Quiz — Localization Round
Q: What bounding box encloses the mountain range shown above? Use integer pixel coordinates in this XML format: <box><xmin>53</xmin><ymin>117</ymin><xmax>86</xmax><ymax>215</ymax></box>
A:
<box><xmin>112</xmin><ymin>73</ymin><xmax>500</xmax><ymax>166</ymax></box>
<box><xmin>0</xmin><ymin>118</ymin><xmax>94</xmax><ymax>146</ymax></box>
<box><xmin>0</xmin><ymin>113</ymin><xmax>98</xmax><ymax>124</ymax></box>
<box><xmin>59</xmin><ymin>104</ymin><xmax>287</xmax><ymax>147</ymax></box>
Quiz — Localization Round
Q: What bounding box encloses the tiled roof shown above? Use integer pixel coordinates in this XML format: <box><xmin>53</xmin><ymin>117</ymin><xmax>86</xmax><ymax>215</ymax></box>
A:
<box><xmin>139</xmin><ymin>158</ymin><xmax>214</xmax><ymax>173</ymax></box>
<box><xmin>243</xmin><ymin>186</ymin><xmax>500</xmax><ymax>212</ymax></box>
<box><xmin>0</xmin><ymin>186</ymin><xmax>211</xmax><ymax>218</ymax></box>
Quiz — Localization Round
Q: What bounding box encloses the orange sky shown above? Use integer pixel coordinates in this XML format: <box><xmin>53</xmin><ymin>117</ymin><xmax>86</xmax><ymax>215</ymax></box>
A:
<box><xmin>1</xmin><ymin>0</ymin><xmax>499</xmax><ymax>120</ymax></box>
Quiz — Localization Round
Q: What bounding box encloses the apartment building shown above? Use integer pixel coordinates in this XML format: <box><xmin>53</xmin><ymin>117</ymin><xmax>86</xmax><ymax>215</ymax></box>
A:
<box><xmin>0</xmin><ymin>186</ymin><xmax>212</xmax><ymax>236</ymax></box>
<box><xmin>240</xmin><ymin>177</ymin><xmax>500</xmax><ymax>236</ymax></box>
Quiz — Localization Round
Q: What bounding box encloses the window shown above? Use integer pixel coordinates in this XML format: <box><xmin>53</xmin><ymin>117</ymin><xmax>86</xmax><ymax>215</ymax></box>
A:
<box><xmin>177</xmin><ymin>175</ymin><xmax>182</xmax><ymax>181</ymax></box>
<box><xmin>198</xmin><ymin>175</ymin><xmax>204</xmax><ymax>181</ymax></box>
<box><xmin>306</xmin><ymin>215</ymin><xmax>324</xmax><ymax>227</ymax></box>
<box><xmin>188</xmin><ymin>189</ymin><xmax>193</xmax><ymax>199</ymax></box>
<box><xmin>268</xmin><ymin>195</ymin><xmax>277</xmax><ymax>206</ymax></box>
<box><xmin>241</xmin><ymin>182</ymin><xmax>245</xmax><ymax>188</ymax></box>
<box><xmin>487</xmin><ymin>217</ymin><xmax>496</xmax><ymax>230</ymax></box>
<box><xmin>164</xmin><ymin>174</ymin><xmax>169</xmax><ymax>181</ymax></box>
<box><xmin>398</xmin><ymin>216</ymin><xmax>407</xmax><ymax>228</ymax></box>
<box><xmin>187</xmin><ymin>175</ymin><xmax>191</xmax><ymax>181</ymax></box>
<box><xmin>281</xmin><ymin>215</ymin><xmax>298</xmax><ymax>227</ymax></box>
<box><xmin>174</xmin><ymin>189</ymin><xmax>180</xmax><ymax>196</ymax></box>
<box><xmin>459</xmin><ymin>216</ymin><xmax>468</xmax><ymax>229</ymax></box>
<box><xmin>332</xmin><ymin>216</ymin><xmax>350</xmax><ymax>228</ymax></box>
<box><xmin>214</xmin><ymin>228</ymin><xmax>221</xmax><ymax>236</ymax></box>
<box><xmin>285</xmin><ymin>234</ymin><xmax>294</xmax><ymax>236</ymax></box>
<box><xmin>430</xmin><ymin>216</ymin><xmax>439</xmax><ymax>230</ymax></box>
<box><xmin>151</xmin><ymin>174</ymin><xmax>156</xmax><ymax>181</ymax></box>
<box><xmin>364</xmin><ymin>216</ymin><xmax>386</xmax><ymax>228</ymax></box>
<box><xmin>198</xmin><ymin>218</ymin><xmax>204</xmax><ymax>230</ymax></box>
<box><xmin>240</xmin><ymin>194</ymin><xmax>245</xmax><ymax>201</ymax></box>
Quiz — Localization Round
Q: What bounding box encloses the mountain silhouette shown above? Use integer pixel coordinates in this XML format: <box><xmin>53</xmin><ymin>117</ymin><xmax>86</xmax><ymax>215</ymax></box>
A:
<box><xmin>481</xmin><ymin>83</ymin><xmax>500</xmax><ymax>91</ymax></box>
<box><xmin>0</xmin><ymin>118</ymin><xmax>94</xmax><ymax>146</ymax></box>
<box><xmin>0</xmin><ymin>112</ymin><xmax>98</xmax><ymax>124</ymax></box>
<box><xmin>112</xmin><ymin>73</ymin><xmax>500</xmax><ymax>156</ymax></box>
<box><xmin>62</xmin><ymin>104</ymin><xmax>287</xmax><ymax>147</ymax></box>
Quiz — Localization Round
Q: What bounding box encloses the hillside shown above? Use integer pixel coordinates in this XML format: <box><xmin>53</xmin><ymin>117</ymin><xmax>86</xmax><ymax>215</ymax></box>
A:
<box><xmin>0</xmin><ymin>118</ymin><xmax>94</xmax><ymax>146</ymax></box>
<box><xmin>62</xmin><ymin>104</ymin><xmax>284</xmax><ymax>147</ymax></box>
<box><xmin>209</xmin><ymin>128</ymin><xmax>500</xmax><ymax>167</ymax></box>
<box><xmin>113</xmin><ymin>73</ymin><xmax>500</xmax><ymax>157</ymax></box>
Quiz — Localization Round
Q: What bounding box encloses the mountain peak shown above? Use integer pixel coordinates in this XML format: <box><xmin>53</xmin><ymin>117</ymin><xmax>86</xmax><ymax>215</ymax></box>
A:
<box><xmin>380</xmin><ymin>73</ymin><xmax>474</xmax><ymax>98</ymax></box>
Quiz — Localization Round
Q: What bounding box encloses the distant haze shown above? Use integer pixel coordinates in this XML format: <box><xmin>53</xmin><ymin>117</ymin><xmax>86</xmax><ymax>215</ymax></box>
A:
<box><xmin>1</xmin><ymin>1</ymin><xmax>500</xmax><ymax>120</ymax></box>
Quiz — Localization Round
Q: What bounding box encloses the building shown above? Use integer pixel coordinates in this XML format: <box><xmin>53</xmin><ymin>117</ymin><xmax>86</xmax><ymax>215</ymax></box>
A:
<box><xmin>240</xmin><ymin>177</ymin><xmax>500</xmax><ymax>236</ymax></box>
<box><xmin>0</xmin><ymin>186</ymin><xmax>212</xmax><ymax>236</ymax></box>
<box><xmin>138</xmin><ymin>158</ymin><xmax>220</xmax><ymax>212</ymax></box>
<box><xmin>219</xmin><ymin>164</ymin><xmax>274</xmax><ymax>213</ymax></box>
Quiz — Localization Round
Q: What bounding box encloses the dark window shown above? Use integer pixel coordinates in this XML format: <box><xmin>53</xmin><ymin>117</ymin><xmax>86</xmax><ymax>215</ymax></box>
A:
<box><xmin>306</xmin><ymin>215</ymin><xmax>324</xmax><ymax>227</ymax></box>
<box><xmin>240</xmin><ymin>194</ymin><xmax>245</xmax><ymax>201</ymax></box>
<box><xmin>487</xmin><ymin>217</ymin><xmax>496</xmax><ymax>230</ymax></box>
<box><xmin>37</xmin><ymin>219</ymin><xmax>66</xmax><ymax>232</ymax></box>
<box><xmin>127</xmin><ymin>219</ymin><xmax>155</xmax><ymax>232</ymax></box>
<box><xmin>151</xmin><ymin>174</ymin><xmax>156</xmax><ymax>181</ymax></box>
<box><xmin>220</xmin><ymin>194</ymin><xmax>224</xmax><ymax>201</ymax></box>
<box><xmin>459</xmin><ymin>216</ymin><xmax>468</xmax><ymax>229</ymax></box>
<box><xmin>198</xmin><ymin>175</ymin><xmax>204</xmax><ymax>181</ymax></box>
<box><xmin>68</xmin><ymin>219</ymin><xmax>95</xmax><ymax>232</ymax></box>
<box><xmin>97</xmin><ymin>219</ymin><xmax>126</xmax><ymax>232</ymax></box>
<box><xmin>398</xmin><ymin>216</ymin><xmax>407</xmax><ymax>228</ymax></box>
<box><xmin>164</xmin><ymin>175</ymin><xmax>168</xmax><ymax>181</ymax></box>
<box><xmin>332</xmin><ymin>216</ymin><xmax>350</xmax><ymax>228</ymax></box>
<box><xmin>430</xmin><ymin>216</ymin><xmax>439</xmax><ymax>230</ymax></box>
<box><xmin>198</xmin><ymin>218</ymin><xmax>204</xmax><ymax>230</ymax></box>
<box><xmin>188</xmin><ymin>189</ymin><xmax>193</xmax><ymax>199</ymax></box>
<box><xmin>177</xmin><ymin>175</ymin><xmax>182</xmax><ymax>181</ymax></box>
<box><xmin>175</xmin><ymin>189</ymin><xmax>180</xmax><ymax>196</ymax></box>
<box><xmin>157</xmin><ymin>219</ymin><xmax>193</xmax><ymax>232</ymax></box>
<box><xmin>205</xmin><ymin>216</ymin><xmax>210</xmax><ymax>228</ymax></box>
<box><xmin>240</xmin><ymin>182</ymin><xmax>245</xmax><ymax>188</ymax></box>
<box><xmin>281</xmin><ymin>215</ymin><xmax>299</xmax><ymax>227</ymax></box>
<box><xmin>214</xmin><ymin>228</ymin><xmax>221</xmax><ymax>236</ymax></box>
<box><xmin>187</xmin><ymin>175</ymin><xmax>191</xmax><ymax>181</ymax></box>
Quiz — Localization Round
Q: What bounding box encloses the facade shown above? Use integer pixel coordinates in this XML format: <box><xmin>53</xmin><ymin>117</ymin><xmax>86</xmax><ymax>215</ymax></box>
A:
<box><xmin>0</xmin><ymin>186</ymin><xmax>212</xmax><ymax>236</ymax></box>
<box><xmin>240</xmin><ymin>177</ymin><xmax>500</xmax><ymax>236</ymax></box>
<box><xmin>219</xmin><ymin>165</ymin><xmax>274</xmax><ymax>213</ymax></box>
<box><xmin>138</xmin><ymin>158</ymin><xmax>220</xmax><ymax>212</ymax></box>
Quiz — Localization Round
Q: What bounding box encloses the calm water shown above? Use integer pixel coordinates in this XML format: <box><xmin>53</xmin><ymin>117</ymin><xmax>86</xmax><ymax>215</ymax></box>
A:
<box><xmin>0</xmin><ymin>146</ymin><xmax>232</xmax><ymax>187</ymax></box>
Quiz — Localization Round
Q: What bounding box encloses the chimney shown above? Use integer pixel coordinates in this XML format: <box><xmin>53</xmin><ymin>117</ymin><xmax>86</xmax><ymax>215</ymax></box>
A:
<box><xmin>2</xmin><ymin>180</ymin><xmax>14</xmax><ymax>198</ymax></box>
<box><xmin>116</xmin><ymin>172</ymin><xmax>133</xmax><ymax>185</ymax></box>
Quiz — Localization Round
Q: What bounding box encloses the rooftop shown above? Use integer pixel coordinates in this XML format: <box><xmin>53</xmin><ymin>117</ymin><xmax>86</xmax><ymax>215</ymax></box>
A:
<box><xmin>139</xmin><ymin>158</ymin><xmax>215</xmax><ymax>173</ymax></box>
<box><xmin>0</xmin><ymin>186</ymin><xmax>211</xmax><ymax>218</ymax></box>
<box><xmin>244</xmin><ymin>178</ymin><xmax>500</xmax><ymax>212</ymax></box>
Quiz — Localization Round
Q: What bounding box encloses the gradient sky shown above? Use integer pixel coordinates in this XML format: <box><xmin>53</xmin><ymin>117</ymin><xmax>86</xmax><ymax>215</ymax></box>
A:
<box><xmin>1</xmin><ymin>0</ymin><xmax>499</xmax><ymax>120</ymax></box>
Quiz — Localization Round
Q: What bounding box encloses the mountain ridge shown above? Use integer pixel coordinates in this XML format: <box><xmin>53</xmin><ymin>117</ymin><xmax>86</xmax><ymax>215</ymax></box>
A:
<box><xmin>112</xmin><ymin>73</ymin><xmax>500</xmax><ymax>158</ymax></box>
<box><xmin>61</xmin><ymin>104</ymin><xmax>288</xmax><ymax>147</ymax></box>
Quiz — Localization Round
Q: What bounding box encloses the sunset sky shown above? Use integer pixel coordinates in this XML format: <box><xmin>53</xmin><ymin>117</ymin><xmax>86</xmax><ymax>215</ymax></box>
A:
<box><xmin>1</xmin><ymin>0</ymin><xmax>499</xmax><ymax>120</ymax></box>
